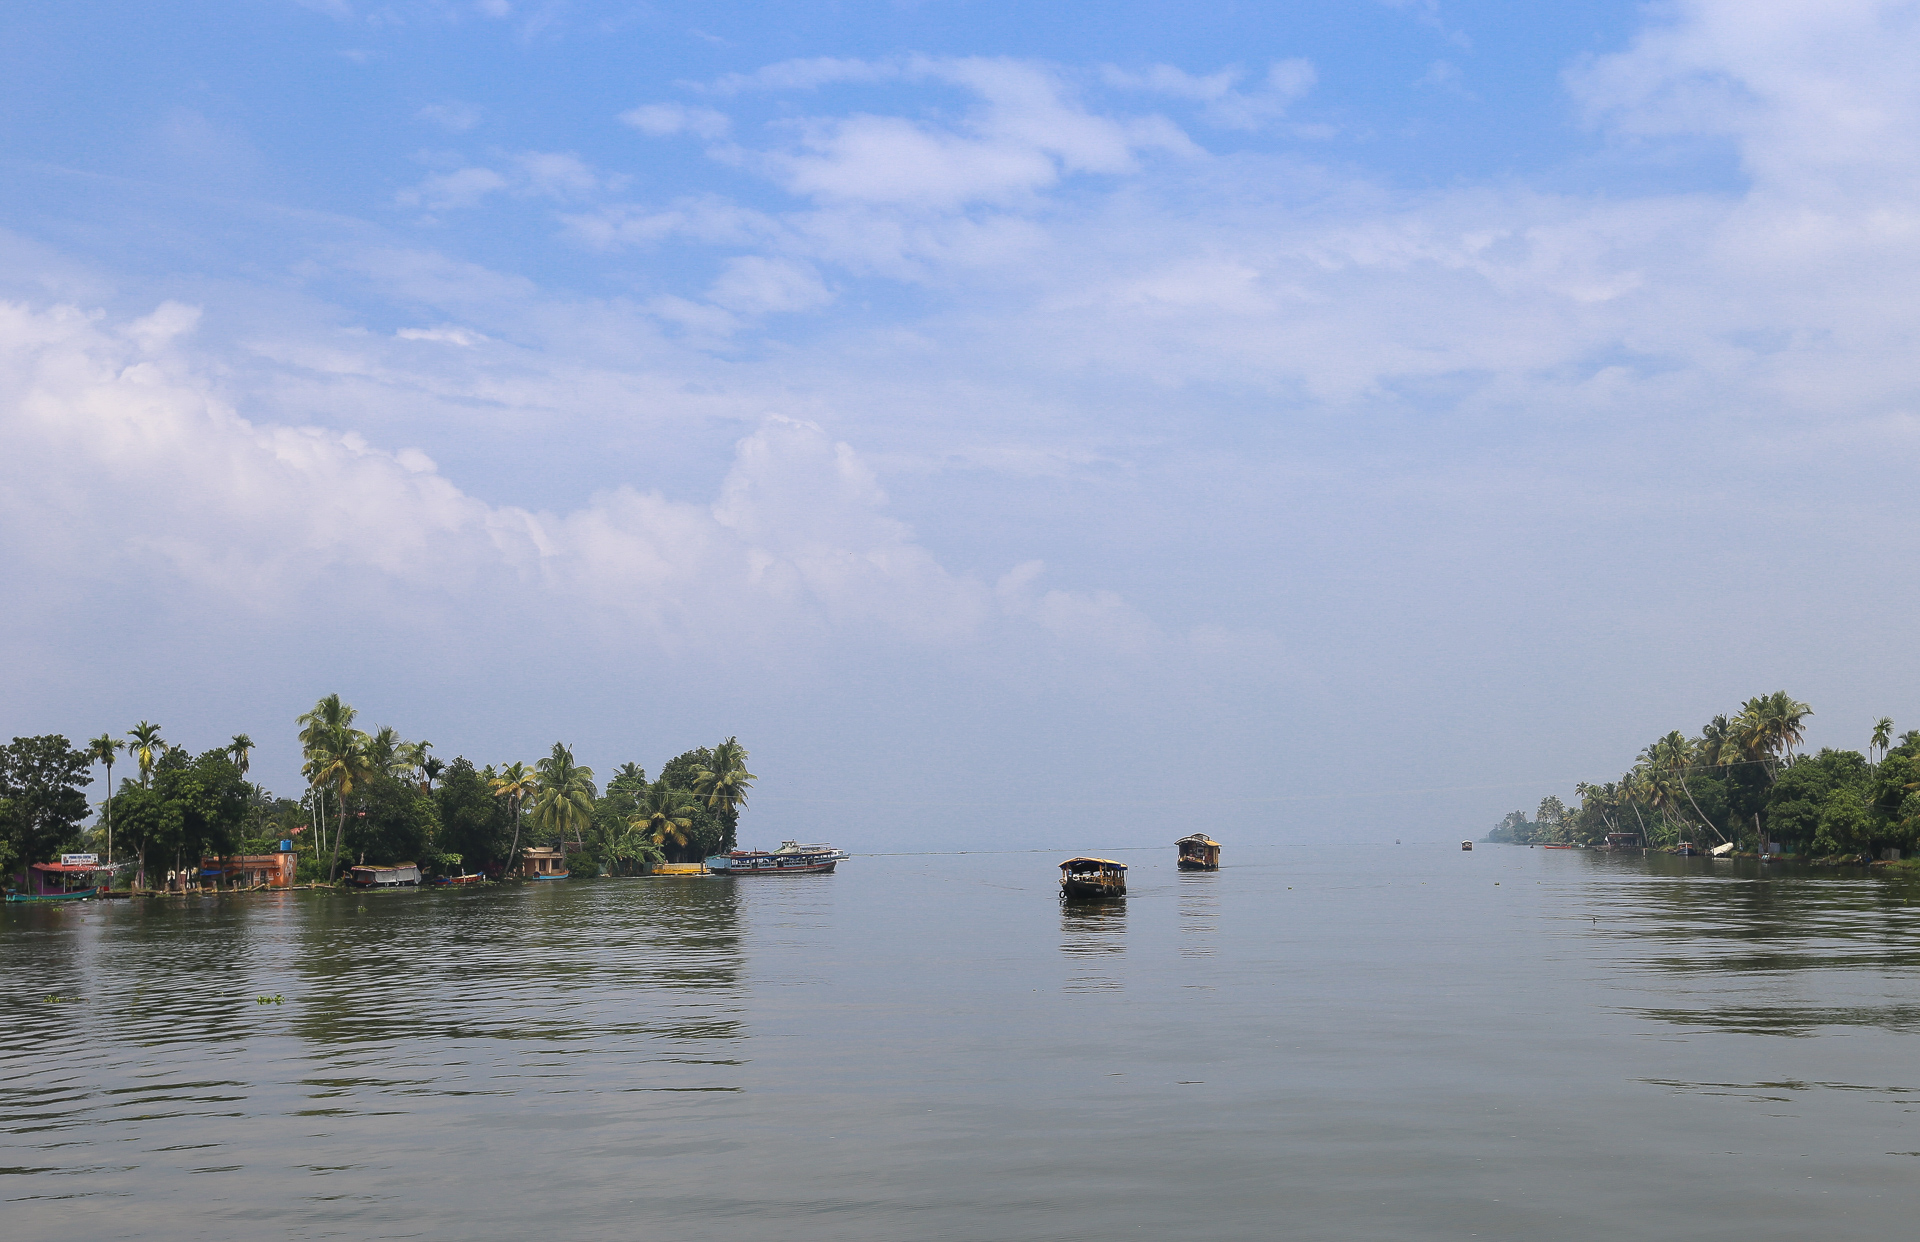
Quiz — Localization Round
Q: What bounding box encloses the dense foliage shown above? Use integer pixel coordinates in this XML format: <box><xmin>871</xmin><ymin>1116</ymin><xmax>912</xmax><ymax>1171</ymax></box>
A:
<box><xmin>1492</xmin><ymin>694</ymin><xmax>1920</xmax><ymax>859</ymax></box>
<box><xmin>5</xmin><ymin>701</ymin><xmax>759</xmax><ymax>889</ymax></box>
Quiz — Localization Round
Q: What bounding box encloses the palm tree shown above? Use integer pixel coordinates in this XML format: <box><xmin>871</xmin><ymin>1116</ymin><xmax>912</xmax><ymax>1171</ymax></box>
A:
<box><xmin>87</xmin><ymin>734</ymin><xmax>122</xmax><ymax>865</ymax></box>
<box><xmin>227</xmin><ymin>734</ymin><xmax>254</xmax><ymax>776</ymax></box>
<box><xmin>532</xmin><ymin>743</ymin><xmax>598</xmax><ymax>856</ymax></box>
<box><xmin>693</xmin><ymin>737</ymin><xmax>755</xmax><ymax>850</ymax></box>
<box><xmin>297</xmin><ymin>695</ymin><xmax>357</xmax><ymax>861</ymax></box>
<box><xmin>490</xmin><ymin>762</ymin><xmax>538</xmax><ymax>874</ymax></box>
<box><xmin>1871</xmin><ymin>718</ymin><xmax>1894</xmax><ymax>768</ymax></box>
<box><xmin>420</xmin><ymin>755</ymin><xmax>445</xmax><ymax>793</ymax></box>
<box><xmin>631</xmin><ymin>778</ymin><xmax>700</xmax><ymax>861</ymax></box>
<box><xmin>309</xmin><ymin>730</ymin><xmax>376</xmax><ymax>882</ymax></box>
<box><xmin>127</xmin><ymin>721</ymin><xmax>165</xmax><ymax>787</ymax></box>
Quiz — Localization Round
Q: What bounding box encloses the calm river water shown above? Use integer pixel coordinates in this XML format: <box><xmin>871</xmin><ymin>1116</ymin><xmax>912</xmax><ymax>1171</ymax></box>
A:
<box><xmin>7</xmin><ymin>844</ymin><xmax>1920</xmax><ymax>1240</ymax></box>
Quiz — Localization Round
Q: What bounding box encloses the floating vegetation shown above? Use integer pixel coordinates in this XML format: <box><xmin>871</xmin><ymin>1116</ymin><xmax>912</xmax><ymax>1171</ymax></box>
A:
<box><xmin>256</xmin><ymin>994</ymin><xmax>284</xmax><ymax>1005</ymax></box>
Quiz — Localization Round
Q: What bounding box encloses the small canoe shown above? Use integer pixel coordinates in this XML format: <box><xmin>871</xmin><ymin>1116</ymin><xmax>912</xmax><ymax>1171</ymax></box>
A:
<box><xmin>5</xmin><ymin>886</ymin><xmax>101</xmax><ymax>903</ymax></box>
<box><xmin>530</xmin><ymin>872</ymin><xmax>571</xmax><ymax>881</ymax></box>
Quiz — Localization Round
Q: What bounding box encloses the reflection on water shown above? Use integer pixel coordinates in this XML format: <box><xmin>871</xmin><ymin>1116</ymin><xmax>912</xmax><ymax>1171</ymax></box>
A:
<box><xmin>10</xmin><ymin>849</ymin><xmax>1920</xmax><ymax>1241</ymax></box>
<box><xmin>1059</xmin><ymin>897</ymin><xmax>1126</xmax><ymax>992</ymax></box>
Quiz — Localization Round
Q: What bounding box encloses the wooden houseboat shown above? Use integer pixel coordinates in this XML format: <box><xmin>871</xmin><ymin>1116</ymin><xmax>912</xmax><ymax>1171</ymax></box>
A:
<box><xmin>347</xmin><ymin>862</ymin><xmax>421</xmax><ymax>888</ymax></box>
<box><xmin>1461</xmin><ymin>840</ymin><xmax>1474</xmax><ymax>851</ymax></box>
<box><xmin>1059</xmin><ymin>857</ymin><xmax>1127</xmax><ymax>899</ymax></box>
<box><xmin>1176</xmin><ymin>834</ymin><xmax>1221</xmax><ymax>871</ymax></box>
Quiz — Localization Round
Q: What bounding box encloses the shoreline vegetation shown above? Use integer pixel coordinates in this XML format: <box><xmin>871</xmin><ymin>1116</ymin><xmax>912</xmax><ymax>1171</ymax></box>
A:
<box><xmin>1489</xmin><ymin>691</ymin><xmax>1920</xmax><ymax>871</ymax></box>
<box><xmin>1</xmin><ymin>694</ymin><xmax>755</xmax><ymax>893</ymax></box>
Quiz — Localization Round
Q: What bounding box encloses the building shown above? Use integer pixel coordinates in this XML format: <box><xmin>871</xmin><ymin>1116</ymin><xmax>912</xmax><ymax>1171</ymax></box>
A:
<box><xmin>517</xmin><ymin>846</ymin><xmax>568</xmax><ymax>878</ymax></box>
<box><xmin>199</xmin><ymin>849</ymin><xmax>298</xmax><ymax>889</ymax></box>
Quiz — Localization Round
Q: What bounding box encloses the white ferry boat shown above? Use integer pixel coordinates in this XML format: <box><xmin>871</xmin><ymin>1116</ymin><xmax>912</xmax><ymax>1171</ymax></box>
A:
<box><xmin>707</xmin><ymin>841</ymin><xmax>849</xmax><ymax>874</ymax></box>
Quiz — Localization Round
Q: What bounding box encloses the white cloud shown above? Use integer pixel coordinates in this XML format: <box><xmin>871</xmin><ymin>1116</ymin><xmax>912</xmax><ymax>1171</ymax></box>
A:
<box><xmin>1106</xmin><ymin>59</ymin><xmax>1319</xmax><ymax>130</ymax></box>
<box><xmin>395</xmin><ymin>325</ymin><xmax>487</xmax><ymax>347</ymax></box>
<box><xmin>707</xmin><ymin>256</ymin><xmax>833</xmax><ymax>314</ymax></box>
<box><xmin>620</xmin><ymin>103</ymin><xmax>732</xmax><ymax>139</ymax></box>
<box><xmin>416</xmin><ymin>101</ymin><xmax>484</xmax><ymax>132</ymax></box>
<box><xmin>0</xmin><ymin>301</ymin><xmax>1161</xmax><ymax>657</ymax></box>
<box><xmin>397</xmin><ymin>166</ymin><xmax>508</xmax><ymax>211</ymax></box>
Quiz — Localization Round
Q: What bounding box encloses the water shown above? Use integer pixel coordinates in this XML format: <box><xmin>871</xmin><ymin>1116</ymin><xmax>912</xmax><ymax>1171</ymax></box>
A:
<box><xmin>7</xmin><ymin>845</ymin><xmax>1920</xmax><ymax>1240</ymax></box>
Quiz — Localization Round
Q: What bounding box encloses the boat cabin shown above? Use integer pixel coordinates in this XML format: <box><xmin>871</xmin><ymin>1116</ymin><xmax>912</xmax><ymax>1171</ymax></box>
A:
<box><xmin>347</xmin><ymin>863</ymin><xmax>421</xmax><ymax>888</ymax></box>
<box><xmin>1059</xmin><ymin>856</ymin><xmax>1127</xmax><ymax>898</ymax></box>
<box><xmin>1461</xmin><ymin>840</ymin><xmax>1474</xmax><ymax>851</ymax></box>
<box><xmin>1176</xmin><ymin>833</ymin><xmax>1221</xmax><ymax>870</ymax></box>
<box><xmin>1604</xmin><ymin>832</ymin><xmax>1643</xmax><ymax>850</ymax></box>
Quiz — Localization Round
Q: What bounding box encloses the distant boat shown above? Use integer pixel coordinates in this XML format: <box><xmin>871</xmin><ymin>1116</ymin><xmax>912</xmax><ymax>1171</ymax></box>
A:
<box><xmin>7</xmin><ymin>860</ymin><xmax>106</xmax><ymax>901</ymax></box>
<box><xmin>1461</xmin><ymin>840</ymin><xmax>1474</xmax><ymax>851</ymax></box>
<box><xmin>1676</xmin><ymin>842</ymin><xmax>1698</xmax><ymax>857</ymax></box>
<box><xmin>711</xmin><ymin>841</ymin><xmax>848</xmax><ymax>874</ymax></box>
<box><xmin>1176</xmin><ymin>833</ymin><xmax>1221</xmax><ymax>871</ymax></box>
<box><xmin>1059</xmin><ymin>857</ymin><xmax>1127</xmax><ymax>899</ymax></box>
<box><xmin>429</xmin><ymin>873</ymin><xmax>488</xmax><ymax>887</ymax></box>
<box><xmin>1542</xmin><ymin>844</ymin><xmax>1580</xmax><ymax>850</ymax></box>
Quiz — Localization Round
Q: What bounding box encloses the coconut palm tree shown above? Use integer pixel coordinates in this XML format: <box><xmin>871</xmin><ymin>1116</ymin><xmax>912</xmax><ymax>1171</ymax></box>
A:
<box><xmin>309</xmin><ymin>730</ymin><xmax>376</xmax><ymax>881</ymax></box>
<box><xmin>227</xmin><ymin>734</ymin><xmax>254</xmax><ymax>777</ymax></box>
<box><xmin>297</xmin><ymin>695</ymin><xmax>358</xmax><ymax>859</ymax></box>
<box><xmin>631</xmin><ymin>778</ymin><xmax>700</xmax><ymax>860</ymax></box>
<box><xmin>1871</xmin><ymin>717</ymin><xmax>1895</xmax><ymax>768</ymax></box>
<box><xmin>693</xmin><ymin>737</ymin><xmax>756</xmax><ymax>818</ymax></box>
<box><xmin>126</xmin><ymin>721</ymin><xmax>165</xmax><ymax>787</ymax></box>
<box><xmin>490</xmin><ymin>762</ymin><xmax>538</xmax><ymax>874</ymax></box>
<box><xmin>531</xmin><ymin>743</ymin><xmax>597</xmax><ymax>855</ymax></box>
<box><xmin>86</xmin><ymin>734</ymin><xmax>122</xmax><ymax>864</ymax></box>
<box><xmin>420</xmin><ymin>755</ymin><xmax>445</xmax><ymax>793</ymax></box>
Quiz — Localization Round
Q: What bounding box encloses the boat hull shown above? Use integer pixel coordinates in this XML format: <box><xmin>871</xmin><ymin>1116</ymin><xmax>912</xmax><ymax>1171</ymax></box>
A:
<box><xmin>715</xmin><ymin>857</ymin><xmax>839</xmax><ymax>874</ymax></box>
<box><xmin>1060</xmin><ymin>878</ymin><xmax>1125</xmax><ymax>899</ymax></box>
<box><xmin>1176</xmin><ymin>858</ymin><xmax>1218</xmax><ymax>871</ymax></box>
<box><xmin>5</xmin><ymin>886</ymin><xmax>100</xmax><ymax>903</ymax></box>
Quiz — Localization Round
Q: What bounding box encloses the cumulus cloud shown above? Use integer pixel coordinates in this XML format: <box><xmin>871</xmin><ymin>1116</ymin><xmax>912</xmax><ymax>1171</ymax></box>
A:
<box><xmin>0</xmin><ymin>301</ymin><xmax>1172</xmax><ymax>661</ymax></box>
<box><xmin>1104</xmin><ymin>59</ymin><xmax>1319</xmax><ymax>130</ymax></box>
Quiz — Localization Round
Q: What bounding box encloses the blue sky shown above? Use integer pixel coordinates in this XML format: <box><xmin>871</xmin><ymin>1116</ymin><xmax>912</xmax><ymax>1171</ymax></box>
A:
<box><xmin>3</xmin><ymin>1</ymin><xmax>1917</xmax><ymax>845</ymax></box>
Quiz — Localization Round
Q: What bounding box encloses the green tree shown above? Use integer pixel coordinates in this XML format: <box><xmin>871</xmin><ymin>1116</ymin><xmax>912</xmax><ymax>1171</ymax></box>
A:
<box><xmin>227</xmin><ymin>734</ymin><xmax>254</xmax><ymax>776</ymax></box>
<box><xmin>0</xmin><ymin>736</ymin><xmax>94</xmax><ymax>884</ymax></box>
<box><xmin>1871</xmin><ymin>718</ymin><xmax>1895</xmax><ymax>768</ymax></box>
<box><xmin>490</xmin><ymin>761</ymin><xmax>538</xmax><ymax>872</ymax></box>
<box><xmin>631</xmin><ymin>778</ymin><xmax>700</xmax><ymax>861</ymax></box>
<box><xmin>531</xmin><ymin>743</ymin><xmax>597</xmax><ymax>853</ymax></box>
<box><xmin>693</xmin><ymin>737</ymin><xmax>755</xmax><ymax>851</ymax></box>
<box><xmin>86</xmin><ymin>733</ymin><xmax>123</xmax><ymax>865</ymax></box>
<box><xmin>126</xmin><ymin>721</ymin><xmax>165</xmax><ymax>787</ymax></box>
<box><xmin>435</xmin><ymin>757</ymin><xmax>514</xmax><ymax>869</ymax></box>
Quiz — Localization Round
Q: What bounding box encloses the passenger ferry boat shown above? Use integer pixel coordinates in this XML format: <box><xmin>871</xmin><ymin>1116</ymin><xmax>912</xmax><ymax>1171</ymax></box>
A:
<box><xmin>708</xmin><ymin>841</ymin><xmax>849</xmax><ymax>874</ymax></box>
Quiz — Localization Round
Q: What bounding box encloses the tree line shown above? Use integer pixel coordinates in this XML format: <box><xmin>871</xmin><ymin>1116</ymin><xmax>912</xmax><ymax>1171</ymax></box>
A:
<box><xmin>1488</xmin><ymin>692</ymin><xmax>1920</xmax><ymax>858</ymax></box>
<box><xmin>1</xmin><ymin>695</ymin><xmax>756</xmax><ymax>887</ymax></box>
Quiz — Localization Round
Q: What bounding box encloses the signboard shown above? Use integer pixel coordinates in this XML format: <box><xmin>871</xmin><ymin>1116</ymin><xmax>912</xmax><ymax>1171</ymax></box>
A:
<box><xmin>61</xmin><ymin>853</ymin><xmax>99</xmax><ymax>866</ymax></box>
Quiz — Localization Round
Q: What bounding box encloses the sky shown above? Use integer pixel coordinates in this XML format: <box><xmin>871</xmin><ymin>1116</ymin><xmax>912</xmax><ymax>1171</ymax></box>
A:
<box><xmin>3</xmin><ymin>0</ymin><xmax>1918</xmax><ymax>848</ymax></box>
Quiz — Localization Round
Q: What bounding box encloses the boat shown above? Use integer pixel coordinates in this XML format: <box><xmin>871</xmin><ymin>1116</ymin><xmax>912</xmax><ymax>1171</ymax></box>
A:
<box><xmin>6</xmin><ymin>859</ymin><xmax>108</xmax><ymax>901</ymax></box>
<box><xmin>347</xmin><ymin>863</ymin><xmax>421</xmax><ymax>888</ymax></box>
<box><xmin>1461</xmin><ymin>840</ymin><xmax>1474</xmax><ymax>851</ymax></box>
<box><xmin>428</xmin><ymin>873</ymin><xmax>488</xmax><ymax>886</ymax></box>
<box><xmin>530</xmin><ymin>872</ymin><xmax>571</xmax><ymax>881</ymax></box>
<box><xmin>1542</xmin><ymin>844</ymin><xmax>1580</xmax><ymax>850</ymax></box>
<box><xmin>1059</xmin><ymin>857</ymin><xmax>1126</xmax><ymax>899</ymax></box>
<box><xmin>711</xmin><ymin>841</ymin><xmax>848</xmax><ymax>874</ymax></box>
<box><xmin>5</xmin><ymin>886</ymin><xmax>101</xmax><ymax>903</ymax></box>
<box><xmin>1676</xmin><ymin>842</ymin><xmax>1697</xmax><ymax>856</ymax></box>
<box><xmin>1176</xmin><ymin>833</ymin><xmax>1221</xmax><ymax>871</ymax></box>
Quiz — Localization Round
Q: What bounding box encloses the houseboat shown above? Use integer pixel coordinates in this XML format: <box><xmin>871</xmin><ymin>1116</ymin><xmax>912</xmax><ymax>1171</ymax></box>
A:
<box><xmin>347</xmin><ymin>862</ymin><xmax>422</xmax><ymax>888</ymax></box>
<box><xmin>1603</xmin><ymin>832</ymin><xmax>1643</xmax><ymax>850</ymax></box>
<box><xmin>709</xmin><ymin>841</ymin><xmax>848</xmax><ymax>874</ymax></box>
<box><xmin>1461</xmin><ymin>840</ymin><xmax>1474</xmax><ymax>851</ymax></box>
<box><xmin>1176</xmin><ymin>833</ymin><xmax>1221</xmax><ymax>871</ymax></box>
<box><xmin>1059</xmin><ymin>857</ymin><xmax>1127</xmax><ymax>899</ymax></box>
